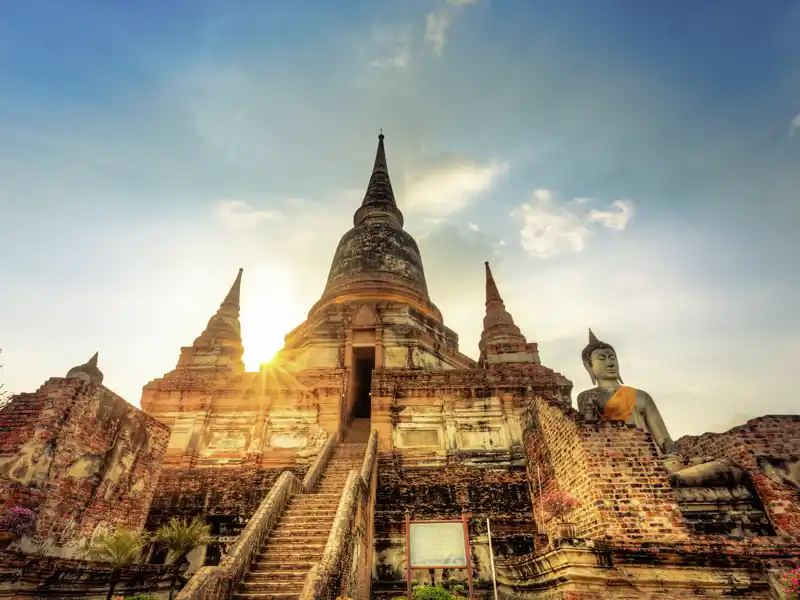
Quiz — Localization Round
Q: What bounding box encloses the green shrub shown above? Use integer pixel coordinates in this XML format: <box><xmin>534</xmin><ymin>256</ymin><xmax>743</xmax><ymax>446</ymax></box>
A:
<box><xmin>397</xmin><ymin>584</ymin><xmax>467</xmax><ymax>600</ymax></box>
<box><xmin>125</xmin><ymin>595</ymin><xmax>157</xmax><ymax>600</ymax></box>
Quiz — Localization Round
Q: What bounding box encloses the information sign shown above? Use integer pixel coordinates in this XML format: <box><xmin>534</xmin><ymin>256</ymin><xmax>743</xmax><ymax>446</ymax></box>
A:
<box><xmin>409</xmin><ymin>522</ymin><xmax>467</xmax><ymax>567</ymax></box>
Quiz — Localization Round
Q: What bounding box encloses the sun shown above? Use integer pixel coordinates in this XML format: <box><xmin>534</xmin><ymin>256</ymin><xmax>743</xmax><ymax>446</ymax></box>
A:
<box><xmin>240</xmin><ymin>263</ymin><xmax>302</xmax><ymax>370</ymax></box>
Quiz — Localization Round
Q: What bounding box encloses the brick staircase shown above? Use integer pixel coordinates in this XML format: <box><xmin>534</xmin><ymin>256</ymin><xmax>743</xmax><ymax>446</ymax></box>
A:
<box><xmin>233</xmin><ymin>430</ymin><xmax>368</xmax><ymax>600</ymax></box>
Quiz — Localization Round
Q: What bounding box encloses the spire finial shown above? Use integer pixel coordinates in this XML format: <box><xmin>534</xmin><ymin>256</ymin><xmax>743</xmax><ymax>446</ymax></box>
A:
<box><xmin>221</xmin><ymin>268</ymin><xmax>244</xmax><ymax>311</ymax></box>
<box><xmin>354</xmin><ymin>134</ymin><xmax>403</xmax><ymax>227</ymax></box>
<box><xmin>484</xmin><ymin>261</ymin><xmax>503</xmax><ymax>306</ymax></box>
<box><xmin>588</xmin><ymin>328</ymin><xmax>599</xmax><ymax>345</ymax></box>
<box><xmin>478</xmin><ymin>261</ymin><xmax>527</xmax><ymax>362</ymax></box>
<box><xmin>190</xmin><ymin>268</ymin><xmax>245</xmax><ymax>358</ymax></box>
<box><xmin>87</xmin><ymin>351</ymin><xmax>99</xmax><ymax>368</ymax></box>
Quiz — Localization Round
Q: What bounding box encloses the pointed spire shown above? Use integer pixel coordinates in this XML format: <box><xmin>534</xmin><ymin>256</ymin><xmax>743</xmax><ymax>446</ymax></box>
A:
<box><xmin>221</xmin><ymin>268</ymin><xmax>244</xmax><ymax>312</ymax></box>
<box><xmin>588</xmin><ymin>328</ymin><xmax>599</xmax><ymax>345</ymax></box>
<box><xmin>353</xmin><ymin>133</ymin><xmax>404</xmax><ymax>228</ymax></box>
<box><xmin>484</xmin><ymin>261</ymin><xmax>504</xmax><ymax>307</ymax></box>
<box><xmin>87</xmin><ymin>351</ymin><xmax>99</xmax><ymax>368</ymax></box>
<box><xmin>479</xmin><ymin>262</ymin><xmax>526</xmax><ymax>355</ymax></box>
<box><xmin>193</xmin><ymin>268</ymin><xmax>244</xmax><ymax>347</ymax></box>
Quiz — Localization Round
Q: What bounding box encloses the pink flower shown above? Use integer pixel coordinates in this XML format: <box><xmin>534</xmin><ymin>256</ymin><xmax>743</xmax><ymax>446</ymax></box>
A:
<box><xmin>539</xmin><ymin>489</ymin><xmax>581</xmax><ymax>523</ymax></box>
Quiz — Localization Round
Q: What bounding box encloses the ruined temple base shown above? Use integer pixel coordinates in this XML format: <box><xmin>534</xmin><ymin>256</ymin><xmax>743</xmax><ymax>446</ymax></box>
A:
<box><xmin>495</xmin><ymin>538</ymin><xmax>797</xmax><ymax>599</ymax></box>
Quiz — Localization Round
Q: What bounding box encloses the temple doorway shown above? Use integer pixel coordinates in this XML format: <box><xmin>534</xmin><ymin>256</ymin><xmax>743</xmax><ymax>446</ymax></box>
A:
<box><xmin>352</xmin><ymin>346</ymin><xmax>375</xmax><ymax>420</ymax></box>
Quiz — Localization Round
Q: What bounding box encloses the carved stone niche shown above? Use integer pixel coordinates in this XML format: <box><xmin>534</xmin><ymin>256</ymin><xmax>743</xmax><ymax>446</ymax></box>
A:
<box><xmin>457</xmin><ymin>426</ymin><xmax>508</xmax><ymax>451</ymax></box>
<box><xmin>394</xmin><ymin>426</ymin><xmax>444</xmax><ymax>450</ymax></box>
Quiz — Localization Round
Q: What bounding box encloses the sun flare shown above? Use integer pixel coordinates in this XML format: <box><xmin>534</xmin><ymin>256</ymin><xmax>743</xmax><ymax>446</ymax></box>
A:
<box><xmin>240</xmin><ymin>263</ymin><xmax>302</xmax><ymax>370</ymax></box>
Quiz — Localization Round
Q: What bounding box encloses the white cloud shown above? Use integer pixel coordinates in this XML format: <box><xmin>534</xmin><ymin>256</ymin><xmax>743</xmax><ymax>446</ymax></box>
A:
<box><xmin>402</xmin><ymin>158</ymin><xmax>509</xmax><ymax>219</ymax></box>
<box><xmin>790</xmin><ymin>112</ymin><xmax>800</xmax><ymax>136</ymax></box>
<box><xmin>588</xmin><ymin>199</ymin><xmax>635</xmax><ymax>230</ymax></box>
<box><xmin>425</xmin><ymin>12</ymin><xmax>452</xmax><ymax>56</ymax></box>
<box><xmin>468</xmin><ymin>221</ymin><xmax>480</xmax><ymax>232</ymax></box>
<box><xmin>511</xmin><ymin>190</ymin><xmax>635</xmax><ymax>258</ymax></box>
<box><xmin>214</xmin><ymin>200</ymin><xmax>281</xmax><ymax>232</ymax></box>
<box><xmin>425</xmin><ymin>0</ymin><xmax>479</xmax><ymax>56</ymax></box>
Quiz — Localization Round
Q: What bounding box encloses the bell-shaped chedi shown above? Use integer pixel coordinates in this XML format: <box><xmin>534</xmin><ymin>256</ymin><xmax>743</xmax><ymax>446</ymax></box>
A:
<box><xmin>174</xmin><ymin>268</ymin><xmax>246</xmax><ymax>375</ymax></box>
<box><xmin>65</xmin><ymin>351</ymin><xmax>104</xmax><ymax>385</ymax></box>
<box><xmin>479</xmin><ymin>261</ymin><xmax>541</xmax><ymax>367</ymax></box>
<box><xmin>308</xmin><ymin>134</ymin><xmax>444</xmax><ymax>323</ymax></box>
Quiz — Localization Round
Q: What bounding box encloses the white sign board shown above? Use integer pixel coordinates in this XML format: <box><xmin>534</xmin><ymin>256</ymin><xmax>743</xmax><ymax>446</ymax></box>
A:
<box><xmin>409</xmin><ymin>522</ymin><xmax>467</xmax><ymax>567</ymax></box>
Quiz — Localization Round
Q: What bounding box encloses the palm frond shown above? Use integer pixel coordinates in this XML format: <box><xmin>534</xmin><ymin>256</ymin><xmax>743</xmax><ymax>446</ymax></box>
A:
<box><xmin>87</xmin><ymin>528</ymin><xmax>147</xmax><ymax>569</ymax></box>
<box><xmin>154</xmin><ymin>517</ymin><xmax>212</xmax><ymax>562</ymax></box>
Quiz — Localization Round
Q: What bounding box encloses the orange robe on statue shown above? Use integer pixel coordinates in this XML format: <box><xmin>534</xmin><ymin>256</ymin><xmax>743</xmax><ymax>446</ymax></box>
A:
<box><xmin>601</xmin><ymin>386</ymin><xmax>637</xmax><ymax>422</ymax></box>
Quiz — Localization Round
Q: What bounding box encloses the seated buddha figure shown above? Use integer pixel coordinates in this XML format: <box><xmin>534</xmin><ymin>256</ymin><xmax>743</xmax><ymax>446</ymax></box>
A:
<box><xmin>576</xmin><ymin>330</ymin><xmax>744</xmax><ymax>489</ymax></box>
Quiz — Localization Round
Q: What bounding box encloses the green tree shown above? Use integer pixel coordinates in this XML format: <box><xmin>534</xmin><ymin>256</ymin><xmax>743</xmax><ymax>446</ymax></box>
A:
<box><xmin>88</xmin><ymin>528</ymin><xmax>147</xmax><ymax>600</ymax></box>
<box><xmin>154</xmin><ymin>517</ymin><xmax>212</xmax><ymax>600</ymax></box>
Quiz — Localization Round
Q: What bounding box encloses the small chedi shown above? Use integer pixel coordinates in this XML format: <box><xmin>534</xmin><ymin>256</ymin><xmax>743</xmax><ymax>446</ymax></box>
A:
<box><xmin>1</xmin><ymin>134</ymin><xmax>799</xmax><ymax>600</ymax></box>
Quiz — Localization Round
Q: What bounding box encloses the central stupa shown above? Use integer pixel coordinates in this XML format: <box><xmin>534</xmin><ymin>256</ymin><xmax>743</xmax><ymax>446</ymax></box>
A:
<box><xmin>308</xmin><ymin>134</ymin><xmax>443</xmax><ymax>322</ymax></box>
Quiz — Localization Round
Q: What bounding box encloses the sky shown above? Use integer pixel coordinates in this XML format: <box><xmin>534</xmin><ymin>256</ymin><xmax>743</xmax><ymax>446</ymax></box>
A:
<box><xmin>0</xmin><ymin>0</ymin><xmax>798</xmax><ymax>437</ymax></box>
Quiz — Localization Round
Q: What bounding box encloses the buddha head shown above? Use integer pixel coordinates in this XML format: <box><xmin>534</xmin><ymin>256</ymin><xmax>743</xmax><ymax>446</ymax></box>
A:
<box><xmin>581</xmin><ymin>329</ymin><xmax>624</xmax><ymax>386</ymax></box>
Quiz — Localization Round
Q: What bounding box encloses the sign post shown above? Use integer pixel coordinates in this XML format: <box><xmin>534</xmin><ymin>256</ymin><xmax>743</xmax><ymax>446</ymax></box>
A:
<box><xmin>486</xmin><ymin>518</ymin><xmax>498</xmax><ymax>600</ymax></box>
<box><xmin>405</xmin><ymin>512</ymin><xmax>474</xmax><ymax>600</ymax></box>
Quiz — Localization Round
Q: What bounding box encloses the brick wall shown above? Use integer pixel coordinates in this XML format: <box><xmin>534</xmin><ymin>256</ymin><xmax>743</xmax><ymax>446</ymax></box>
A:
<box><xmin>0</xmin><ymin>378</ymin><xmax>169</xmax><ymax>557</ymax></box>
<box><xmin>146</xmin><ymin>465</ymin><xmax>307</xmax><ymax>528</ymax></box>
<box><xmin>677</xmin><ymin>415</ymin><xmax>800</xmax><ymax>540</ymax></box>
<box><xmin>524</xmin><ymin>396</ymin><xmax>688</xmax><ymax>543</ymax></box>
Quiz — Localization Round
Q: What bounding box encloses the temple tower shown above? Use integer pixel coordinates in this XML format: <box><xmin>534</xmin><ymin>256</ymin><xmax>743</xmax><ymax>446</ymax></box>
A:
<box><xmin>478</xmin><ymin>261</ymin><xmax>541</xmax><ymax>366</ymax></box>
<box><xmin>276</xmin><ymin>134</ymin><xmax>474</xmax><ymax>432</ymax></box>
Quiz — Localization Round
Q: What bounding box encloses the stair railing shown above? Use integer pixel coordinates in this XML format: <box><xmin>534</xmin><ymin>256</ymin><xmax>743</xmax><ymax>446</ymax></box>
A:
<box><xmin>175</xmin><ymin>471</ymin><xmax>303</xmax><ymax>600</ymax></box>
<box><xmin>300</xmin><ymin>429</ymin><xmax>379</xmax><ymax>600</ymax></box>
<box><xmin>303</xmin><ymin>433</ymin><xmax>339</xmax><ymax>493</ymax></box>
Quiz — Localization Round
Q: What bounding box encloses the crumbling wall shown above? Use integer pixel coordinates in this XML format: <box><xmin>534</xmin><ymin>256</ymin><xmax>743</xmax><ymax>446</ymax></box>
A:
<box><xmin>0</xmin><ymin>378</ymin><xmax>169</xmax><ymax>558</ymax></box>
<box><xmin>677</xmin><ymin>415</ymin><xmax>800</xmax><ymax>540</ymax></box>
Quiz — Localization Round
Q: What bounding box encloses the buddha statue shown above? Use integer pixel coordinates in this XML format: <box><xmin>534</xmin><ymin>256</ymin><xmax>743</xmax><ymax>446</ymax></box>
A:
<box><xmin>576</xmin><ymin>330</ymin><xmax>744</xmax><ymax>489</ymax></box>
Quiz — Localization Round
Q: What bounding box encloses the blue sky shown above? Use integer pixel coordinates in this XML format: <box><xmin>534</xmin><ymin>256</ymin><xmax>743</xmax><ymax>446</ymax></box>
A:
<box><xmin>1</xmin><ymin>0</ymin><xmax>798</xmax><ymax>436</ymax></box>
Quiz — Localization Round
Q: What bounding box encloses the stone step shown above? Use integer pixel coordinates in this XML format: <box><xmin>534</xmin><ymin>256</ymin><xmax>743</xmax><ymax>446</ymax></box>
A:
<box><xmin>271</xmin><ymin>526</ymin><xmax>332</xmax><ymax>537</ymax></box>
<box><xmin>249</xmin><ymin>559</ymin><xmax>316</xmax><ymax>570</ymax></box>
<box><xmin>321</xmin><ymin>467</ymin><xmax>361</xmax><ymax>473</ymax></box>
<box><xmin>261</xmin><ymin>534</ymin><xmax>328</xmax><ymax>547</ymax></box>
<box><xmin>255</xmin><ymin>549</ymin><xmax>321</xmax><ymax>562</ymax></box>
<box><xmin>245</xmin><ymin>571</ymin><xmax>307</xmax><ymax>582</ymax></box>
<box><xmin>290</xmin><ymin>494</ymin><xmax>342</xmax><ymax>504</ymax></box>
<box><xmin>263</xmin><ymin>535</ymin><xmax>328</xmax><ymax>549</ymax></box>
<box><xmin>278</xmin><ymin>515</ymin><xmax>335</xmax><ymax>527</ymax></box>
<box><xmin>238</xmin><ymin>580</ymin><xmax>305</xmax><ymax>593</ymax></box>
<box><xmin>233</xmin><ymin>592</ymin><xmax>300</xmax><ymax>600</ymax></box>
<box><xmin>282</xmin><ymin>507</ymin><xmax>338</xmax><ymax>518</ymax></box>
<box><xmin>316</xmin><ymin>479</ymin><xmax>349</xmax><ymax>487</ymax></box>
<box><xmin>292</xmin><ymin>493</ymin><xmax>343</xmax><ymax>501</ymax></box>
